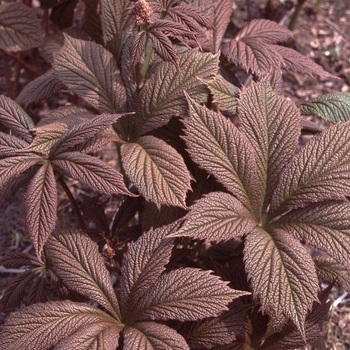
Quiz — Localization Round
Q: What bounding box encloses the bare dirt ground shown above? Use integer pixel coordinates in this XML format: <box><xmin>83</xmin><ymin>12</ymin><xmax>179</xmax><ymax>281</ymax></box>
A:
<box><xmin>0</xmin><ymin>0</ymin><xmax>350</xmax><ymax>348</ymax></box>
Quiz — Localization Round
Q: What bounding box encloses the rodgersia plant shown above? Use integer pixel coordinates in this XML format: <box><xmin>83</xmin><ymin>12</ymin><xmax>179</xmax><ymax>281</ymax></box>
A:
<box><xmin>1</xmin><ymin>0</ymin><xmax>350</xmax><ymax>349</ymax></box>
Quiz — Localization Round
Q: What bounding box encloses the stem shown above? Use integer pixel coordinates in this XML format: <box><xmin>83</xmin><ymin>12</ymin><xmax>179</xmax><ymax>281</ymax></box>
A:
<box><xmin>140</xmin><ymin>40</ymin><xmax>154</xmax><ymax>79</ymax></box>
<box><xmin>58</xmin><ymin>177</ymin><xmax>86</xmax><ymax>230</ymax></box>
<box><xmin>3</xmin><ymin>50</ymin><xmax>36</xmax><ymax>75</ymax></box>
<box><xmin>288</xmin><ymin>0</ymin><xmax>308</xmax><ymax>31</ymax></box>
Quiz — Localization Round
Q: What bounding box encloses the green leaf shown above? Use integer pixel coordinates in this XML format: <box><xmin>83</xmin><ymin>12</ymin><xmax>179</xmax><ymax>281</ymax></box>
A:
<box><xmin>46</xmin><ymin>229</ymin><xmax>121</xmax><ymax>320</ymax></box>
<box><xmin>272</xmin><ymin>201</ymin><xmax>350</xmax><ymax>269</ymax></box>
<box><xmin>51</xmin><ymin>152</ymin><xmax>132</xmax><ymax>196</ymax></box>
<box><xmin>136</xmin><ymin>268</ymin><xmax>249</xmax><ymax>322</ymax></box>
<box><xmin>119</xmin><ymin>222</ymin><xmax>180</xmax><ymax>320</ymax></box>
<box><xmin>184</xmin><ymin>95</ymin><xmax>261</xmax><ymax>217</ymax></box>
<box><xmin>137</xmin><ymin>49</ymin><xmax>218</xmax><ymax>134</ymax></box>
<box><xmin>121</xmin><ymin>135</ymin><xmax>191</xmax><ymax>208</ymax></box>
<box><xmin>124</xmin><ymin>322</ymin><xmax>190</xmax><ymax>350</ymax></box>
<box><xmin>0</xmin><ymin>300</ymin><xmax>117</xmax><ymax>350</ymax></box>
<box><xmin>300</xmin><ymin>92</ymin><xmax>350</xmax><ymax>122</ymax></box>
<box><xmin>173</xmin><ymin>192</ymin><xmax>257</xmax><ymax>241</ymax></box>
<box><xmin>244</xmin><ymin>228</ymin><xmax>319</xmax><ymax>337</ymax></box>
<box><xmin>205</xmin><ymin>75</ymin><xmax>239</xmax><ymax>114</ymax></box>
<box><xmin>238</xmin><ymin>78</ymin><xmax>300</xmax><ymax>214</ymax></box>
<box><xmin>25</xmin><ymin>162</ymin><xmax>58</xmax><ymax>259</ymax></box>
<box><xmin>0</xmin><ymin>3</ymin><xmax>44</xmax><ymax>51</ymax></box>
<box><xmin>16</xmin><ymin>69</ymin><xmax>65</xmax><ymax>108</ymax></box>
<box><xmin>53</xmin><ymin>34</ymin><xmax>126</xmax><ymax>113</ymax></box>
<box><xmin>270</xmin><ymin>121</ymin><xmax>350</xmax><ymax>217</ymax></box>
<box><xmin>0</xmin><ymin>95</ymin><xmax>34</xmax><ymax>143</ymax></box>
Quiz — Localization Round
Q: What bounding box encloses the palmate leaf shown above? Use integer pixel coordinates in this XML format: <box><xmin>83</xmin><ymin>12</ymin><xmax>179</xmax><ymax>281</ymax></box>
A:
<box><xmin>124</xmin><ymin>322</ymin><xmax>189</xmax><ymax>350</ymax></box>
<box><xmin>300</xmin><ymin>92</ymin><xmax>350</xmax><ymax>122</ymax></box>
<box><xmin>313</xmin><ymin>254</ymin><xmax>350</xmax><ymax>292</ymax></box>
<box><xmin>51</xmin><ymin>152</ymin><xmax>132</xmax><ymax>196</ymax></box>
<box><xmin>135</xmin><ymin>268</ymin><xmax>249</xmax><ymax>322</ymax></box>
<box><xmin>53</xmin><ymin>34</ymin><xmax>126</xmax><ymax>114</ymax></box>
<box><xmin>82</xmin><ymin>0</ymin><xmax>103</xmax><ymax>44</ymax></box>
<box><xmin>184</xmin><ymin>95</ymin><xmax>261</xmax><ymax>217</ymax></box>
<box><xmin>25</xmin><ymin>162</ymin><xmax>58</xmax><ymax>259</ymax></box>
<box><xmin>204</xmin><ymin>75</ymin><xmax>239</xmax><ymax>114</ymax></box>
<box><xmin>50</xmin><ymin>113</ymin><xmax>126</xmax><ymax>156</ymax></box>
<box><xmin>16</xmin><ymin>69</ymin><xmax>66</xmax><ymax>108</ymax></box>
<box><xmin>120</xmin><ymin>135</ymin><xmax>191</xmax><ymax>208</ymax></box>
<box><xmin>1</xmin><ymin>251</ymin><xmax>42</xmax><ymax>268</ymax></box>
<box><xmin>270</xmin><ymin>121</ymin><xmax>350</xmax><ymax>217</ymax></box>
<box><xmin>173</xmin><ymin>192</ymin><xmax>257</xmax><ymax>241</ymax></box>
<box><xmin>238</xmin><ymin>78</ymin><xmax>300</xmax><ymax>214</ymax></box>
<box><xmin>0</xmin><ymin>131</ymin><xmax>28</xmax><ymax>157</ymax></box>
<box><xmin>271</xmin><ymin>201</ymin><xmax>350</xmax><ymax>269</ymax></box>
<box><xmin>119</xmin><ymin>222</ymin><xmax>179</xmax><ymax>320</ymax></box>
<box><xmin>0</xmin><ymin>301</ymin><xmax>118</xmax><ymax>350</ymax></box>
<box><xmin>244</xmin><ymin>228</ymin><xmax>319</xmax><ymax>337</ymax></box>
<box><xmin>137</xmin><ymin>49</ymin><xmax>218</xmax><ymax>134</ymax></box>
<box><xmin>46</xmin><ymin>229</ymin><xmax>121</xmax><ymax>320</ymax></box>
<box><xmin>0</xmin><ymin>2</ymin><xmax>44</xmax><ymax>51</ymax></box>
<box><xmin>0</xmin><ymin>95</ymin><xmax>34</xmax><ymax>143</ymax></box>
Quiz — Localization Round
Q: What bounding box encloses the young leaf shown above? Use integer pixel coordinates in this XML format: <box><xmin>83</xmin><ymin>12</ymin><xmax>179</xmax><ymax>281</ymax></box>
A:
<box><xmin>0</xmin><ymin>301</ymin><xmax>117</xmax><ymax>350</ymax></box>
<box><xmin>184</xmin><ymin>95</ymin><xmax>261</xmax><ymax>217</ymax></box>
<box><xmin>49</xmin><ymin>113</ymin><xmax>126</xmax><ymax>156</ymax></box>
<box><xmin>172</xmin><ymin>192</ymin><xmax>257</xmax><ymax>241</ymax></box>
<box><xmin>46</xmin><ymin>229</ymin><xmax>121</xmax><ymax>320</ymax></box>
<box><xmin>205</xmin><ymin>75</ymin><xmax>239</xmax><ymax>114</ymax></box>
<box><xmin>300</xmin><ymin>92</ymin><xmax>350</xmax><ymax>122</ymax></box>
<box><xmin>271</xmin><ymin>200</ymin><xmax>350</xmax><ymax>269</ymax></box>
<box><xmin>119</xmin><ymin>222</ymin><xmax>180</xmax><ymax>319</ymax></box>
<box><xmin>0</xmin><ymin>2</ymin><xmax>44</xmax><ymax>51</ymax></box>
<box><xmin>53</xmin><ymin>34</ymin><xmax>126</xmax><ymax>114</ymax></box>
<box><xmin>124</xmin><ymin>322</ymin><xmax>190</xmax><ymax>350</ymax></box>
<box><xmin>270</xmin><ymin>121</ymin><xmax>350</xmax><ymax>217</ymax></box>
<box><xmin>51</xmin><ymin>152</ymin><xmax>132</xmax><ymax>196</ymax></box>
<box><xmin>25</xmin><ymin>162</ymin><xmax>58</xmax><ymax>259</ymax></box>
<box><xmin>244</xmin><ymin>228</ymin><xmax>319</xmax><ymax>337</ymax></box>
<box><xmin>137</xmin><ymin>49</ymin><xmax>218</xmax><ymax>134</ymax></box>
<box><xmin>0</xmin><ymin>95</ymin><xmax>34</xmax><ymax>143</ymax></box>
<box><xmin>16</xmin><ymin>69</ymin><xmax>66</xmax><ymax>108</ymax></box>
<box><xmin>238</xmin><ymin>78</ymin><xmax>300</xmax><ymax>213</ymax></box>
<box><xmin>0</xmin><ymin>155</ymin><xmax>40</xmax><ymax>190</ymax></box>
<box><xmin>120</xmin><ymin>135</ymin><xmax>191</xmax><ymax>208</ymax></box>
<box><xmin>135</xmin><ymin>268</ymin><xmax>249</xmax><ymax>322</ymax></box>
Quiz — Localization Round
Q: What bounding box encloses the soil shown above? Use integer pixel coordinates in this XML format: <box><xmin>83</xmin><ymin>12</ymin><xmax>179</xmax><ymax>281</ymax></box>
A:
<box><xmin>0</xmin><ymin>0</ymin><xmax>350</xmax><ymax>348</ymax></box>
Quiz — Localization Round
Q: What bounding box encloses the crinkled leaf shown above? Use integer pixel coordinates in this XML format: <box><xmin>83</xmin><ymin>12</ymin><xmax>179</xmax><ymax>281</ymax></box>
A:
<box><xmin>50</xmin><ymin>113</ymin><xmax>126</xmax><ymax>156</ymax></box>
<box><xmin>0</xmin><ymin>300</ymin><xmax>116</xmax><ymax>350</ymax></box>
<box><xmin>53</xmin><ymin>34</ymin><xmax>126</xmax><ymax>113</ymax></box>
<box><xmin>0</xmin><ymin>2</ymin><xmax>44</xmax><ymax>51</ymax></box>
<box><xmin>52</xmin><ymin>152</ymin><xmax>132</xmax><ymax>196</ymax></box>
<box><xmin>205</xmin><ymin>75</ymin><xmax>239</xmax><ymax>114</ymax></box>
<box><xmin>244</xmin><ymin>228</ymin><xmax>319</xmax><ymax>337</ymax></box>
<box><xmin>46</xmin><ymin>229</ymin><xmax>121</xmax><ymax>320</ymax></box>
<box><xmin>313</xmin><ymin>254</ymin><xmax>350</xmax><ymax>292</ymax></box>
<box><xmin>300</xmin><ymin>92</ymin><xmax>350</xmax><ymax>122</ymax></box>
<box><xmin>272</xmin><ymin>45</ymin><xmax>333</xmax><ymax>78</ymax></box>
<box><xmin>173</xmin><ymin>192</ymin><xmax>257</xmax><ymax>241</ymax></box>
<box><xmin>184</xmin><ymin>95</ymin><xmax>261</xmax><ymax>217</ymax></box>
<box><xmin>0</xmin><ymin>131</ymin><xmax>28</xmax><ymax>157</ymax></box>
<box><xmin>271</xmin><ymin>201</ymin><xmax>350</xmax><ymax>269</ymax></box>
<box><xmin>27</xmin><ymin>276</ymin><xmax>47</xmax><ymax>305</ymax></box>
<box><xmin>50</xmin><ymin>0</ymin><xmax>78</xmax><ymax>30</ymax></box>
<box><xmin>136</xmin><ymin>268</ymin><xmax>249</xmax><ymax>322</ymax></box>
<box><xmin>0</xmin><ymin>155</ymin><xmax>40</xmax><ymax>190</ymax></box>
<box><xmin>124</xmin><ymin>322</ymin><xmax>189</xmax><ymax>350</ymax></box>
<box><xmin>55</xmin><ymin>323</ymin><xmax>121</xmax><ymax>350</ymax></box>
<box><xmin>0</xmin><ymin>270</ymin><xmax>35</xmax><ymax>312</ymax></box>
<box><xmin>270</xmin><ymin>121</ymin><xmax>350</xmax><ymax>217</ymax></box>
<box><xmin>82</xmin><ymin>0</ymin><xmax>103</xmax><ymax>44</ymax></box>
<box><xmin>119</xmin><ymin>222</ymin><xmax>180</xmax><ymax>320</ymax></box>
<box><xmin>148</xmin><ymin>30</ymin><xmax>179</xmax><ymax>66</ymax></box>
<box><xmin>25</xmin><ymin>162</ymin><xmax>57</xmax><ymax>259</ymax></box>
<box><xmin>238</xmin><ymin>78</ymin><xmax>300</xmax><ymax>214</ymax></box>
<box><xmin>16</xmin><ymin>69</ymin><xmax>65</xmax><ymax>108</ymax></box>
<box><xmin>41</xmin><ymin>32</ymin><xmax>64</xmax><ymax>64</ymax></box>
<box><xmin>121</xmin><ymin>135</ymin><xmax>191</xmax><ymax>208</ymax></box>
<box><xmin>1</xmin><ymin>251</ymin><xmax>41</xmax><ymax>268</ymax></box>
<box><xmin>0</xmin><ymin>95</ymin><xmax>34</xmax><ymax>143</ymax></box>
<box><xmin>137</xmin><ymin>49</ymin><xmax>218</xmax><ymax>134</ymax></box>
